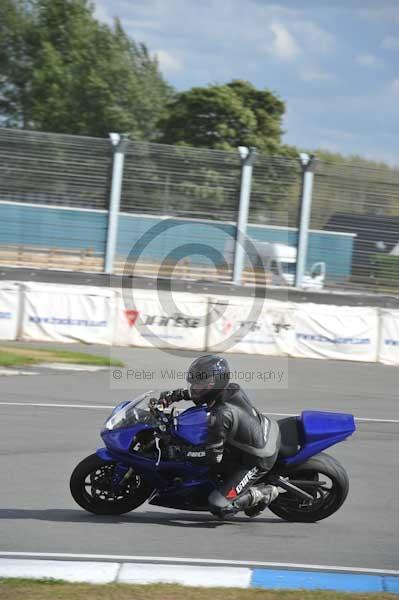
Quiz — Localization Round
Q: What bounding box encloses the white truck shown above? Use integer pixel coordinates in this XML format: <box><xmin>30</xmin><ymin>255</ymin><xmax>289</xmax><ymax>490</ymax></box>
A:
<box><xmin>224</xmin><ymin>238</ymin><xmax>326</xmax><ymax>289</ymax></box>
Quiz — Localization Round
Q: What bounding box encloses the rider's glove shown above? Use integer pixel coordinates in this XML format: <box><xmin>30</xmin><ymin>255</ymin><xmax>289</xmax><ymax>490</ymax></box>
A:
<box><xmin>159</xmin><ymin>388</ymin><xmax>190</xmax><ymax>408</ymax></box>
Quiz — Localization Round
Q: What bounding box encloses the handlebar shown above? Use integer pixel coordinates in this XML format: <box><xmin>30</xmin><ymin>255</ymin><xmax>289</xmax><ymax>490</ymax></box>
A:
<box><xmin>149</xmin><ymin>398</ymin><xmax>171</xmax><ymax>430</ymax></box>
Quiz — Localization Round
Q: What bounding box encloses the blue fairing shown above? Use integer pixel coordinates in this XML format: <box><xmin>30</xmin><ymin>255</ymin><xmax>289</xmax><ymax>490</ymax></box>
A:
<box><xmin>302</xmin><ymin>411</ymin><xmax>355</xmax><ymax>441</ymax></box>
<box><xmin>100</xmin><ymin>418</ymin><xmax>209</xmax><ymax>474</ymax></box>
<box><xmin>281</xmin><ymin>410</ymin><xmax>356</xmax><ymax>466</ymax></box>
<box><xmin>102</xmin><ymin>423</ymin><xmax>154</xmax><ymax>453</ymax></box>
<box><xmin>96</xmin><ymin>447</ymin><xmax>114</xmax><ymax>462</ymax></box>
<box><xmin>171</xmin><ymin>406</ymin><xmax>208</xmax><ymax>445</ymax></box>
<box><xmin>98</xmin><ymin>405</ymin><xmax>212</xmax><ymax>510</ymax></box>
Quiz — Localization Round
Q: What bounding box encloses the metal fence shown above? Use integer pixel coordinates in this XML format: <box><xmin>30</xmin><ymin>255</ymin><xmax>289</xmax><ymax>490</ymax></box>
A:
<box><xmin>312</xmin><ymin>160</ymin><xmax>399</xmax><ymax>290</ymax></box>
<box><xmin>0</xmin><ymin>127</ymin><xmax>111</xmax><ymax>208</ymax></box>
<box><xmin>122</xmin><ymin>141</ymin><xmax>242</xmax><ymax>221</ymax></box>
<box><xmin>0</xmin><ymin>126</ymin><xmax>398</xmax><ymax>292</ymax></box>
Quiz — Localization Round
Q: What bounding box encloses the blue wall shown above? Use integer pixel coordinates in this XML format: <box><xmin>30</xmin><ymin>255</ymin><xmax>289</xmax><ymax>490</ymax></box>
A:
<box><xmin>0</xmin><ymin>203</ymin><xmax>107</xmax><ymax>254</ymax></box>
<box><xmin>117</xmin><ymin>214</ymin><xmax>354</xmax><ymax>280</ymax></box>
<box><xmin>0</xmin><ymin>203</ymin><xmax>354</xmax><ymax>280</ymax></box>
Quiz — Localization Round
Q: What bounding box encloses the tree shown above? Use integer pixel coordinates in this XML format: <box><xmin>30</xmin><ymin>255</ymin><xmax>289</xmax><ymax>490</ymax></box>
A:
<box><xmin>157</xmin><ymin>80</ymin><xmax>287</xmax><ymax>153</ymax></box>
<box><xmin>0</xmin><ymin>0</ymin><xmax>32</xmax><ymax>128</ymax></box>
<box><xmin>0</xmin><ymin>0</ymin><xmax>172</xmax><ymax>138</ymax></box>
<box><xmin>156</xmin><ymin>80</ymin><xmax>300</xmax><ymax>227</ymax></box>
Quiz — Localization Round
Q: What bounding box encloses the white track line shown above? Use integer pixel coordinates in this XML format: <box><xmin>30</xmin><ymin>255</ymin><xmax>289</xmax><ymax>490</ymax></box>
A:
<box><xmin>0</xmin><ymin>369</ymin><xmax>38</xmax><ymax>377</ymax></box>
<box><xmin>0</xmin><ymin>552</ymin><xmax>398</xmax><ymax>576</ymax></box>
<box><xmin>39</xmin><ymin>363</ymin><xmax>110</xmax><ymax>371</ymax></box>
<box><xmin>0</xmin><ymin>402</ymin><xmax>398</xmax><ymax>423</ymax></box>
<box><xmin>0</xmin><ymin>402</ymin><xmax>113</xmax><ymax>410</ymax></box>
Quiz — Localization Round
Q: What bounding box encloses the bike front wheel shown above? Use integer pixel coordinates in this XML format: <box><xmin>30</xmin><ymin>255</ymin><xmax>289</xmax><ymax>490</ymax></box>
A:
<box><xmin>70</xmin><ymin>453</ymin><xmax>152</xmax><ymax>515</ymax></box>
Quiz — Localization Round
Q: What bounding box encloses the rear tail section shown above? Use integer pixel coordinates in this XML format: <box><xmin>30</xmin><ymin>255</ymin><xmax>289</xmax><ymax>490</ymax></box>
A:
<box><xmin>278</xmin><ymin>411</ymin><xmax>356</xmax><ymax>466</ymax></box>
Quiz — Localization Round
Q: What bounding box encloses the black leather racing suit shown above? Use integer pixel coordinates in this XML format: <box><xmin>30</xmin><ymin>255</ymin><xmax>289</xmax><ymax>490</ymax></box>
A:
<box><xmin>203</xmin><ymin>383</ymin><xmax>281</xmax><ymax>515</ymax></box>
<box><xmin>162</xmin><ymin>383</ymin><xmax>281</xmax><ymax>516</ymax></box>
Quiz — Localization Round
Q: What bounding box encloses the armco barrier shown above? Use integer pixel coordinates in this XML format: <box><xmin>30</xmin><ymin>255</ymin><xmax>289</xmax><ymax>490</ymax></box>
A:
<box><xmin>1</xmin><ymin>280</ymin><xmax>399</xmax><ymax>365</ymax></box>
<box><xmin>0</xmin><ymin>281</ymin><xmax>21</xmax><ymax>341</ymax></box>
<box><xmin>14</xmin><ymin>281</ymin><xmax>209</xmax><ymax>351</ymax></box>
<box><xmin>206</xmin><ymin>296</ymin><xmax>381</xmax><ymax>363</ymax></box>
<box><xmin>206</xmin><ymin>296</ymin><xmax>295</xmax><ymax>356</ymax></box>
<box><xmin>378</xmin><ymin>309</ymin><xmax>399</xmax><ymax>366</ymax></box>
<box><xmin>0</xmin><ymin>556</ymin><xmax>398</xmax><ymax>593</ymax></box>
<box><xmin>20</xmin><ymin>282</ymin><xmax>116</xmax><ymax>345</ymax></box>
<box><xmin>113</xmin><ymin>288</ymin><xmax>208</xmax><ymax>351</ymax></box>
<box><xmin>291</xmin><ymin>303</ymin><xmax>379</xmax><ymax>362</ymax></box>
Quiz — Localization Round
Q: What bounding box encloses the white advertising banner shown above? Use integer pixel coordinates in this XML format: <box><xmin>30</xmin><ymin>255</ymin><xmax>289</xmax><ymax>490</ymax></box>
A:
<box><xmin>207</xmin><ymin>298</ymin><xmax>295</xmax><ymax>356</ymax></box>
<box><xmin>21</xmin><ymin>282</ymin><xmax>116</xmax><ymax>345</ymax></box>
<box><xmin>378</xmin><ymin>309</ymin><xmax>399</xmax><ymax>366</ymax></box>
<box><xmin>4</xmin><ymin>279</ymin><xmax>394</xmax><ymax>367</ymax></box>
<box><xmin>0</xmin><ymin>281</ymin><xmax>21</xmax><ymax>341</ymax></box>
<box><xmin>114</xmin><ymin>289</ymin><xmax>208</xmax><ymax>350</ymax></box>
<box><xmin>292</xmin><ymin>303</ymin><xmax>379</xmax><ymax>362</ymax></box>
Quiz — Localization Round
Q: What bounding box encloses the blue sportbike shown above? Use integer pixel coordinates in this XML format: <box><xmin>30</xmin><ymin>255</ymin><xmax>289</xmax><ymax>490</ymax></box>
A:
<box><xmin>70</xmin><ymin>392</ymin><xmax>356</xmax><ymax>522</ymax></box>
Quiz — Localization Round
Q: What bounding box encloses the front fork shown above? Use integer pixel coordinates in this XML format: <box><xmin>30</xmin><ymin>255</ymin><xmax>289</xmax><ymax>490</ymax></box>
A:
<box><xmin>95</xmin><ymin>448</ymin><xmax>132</xmax><ymax>490</ymax></box>
<box><xmin>110</xmin><ymin>464</ymin><xmax>134</xmax><ymax>490</ymax></box>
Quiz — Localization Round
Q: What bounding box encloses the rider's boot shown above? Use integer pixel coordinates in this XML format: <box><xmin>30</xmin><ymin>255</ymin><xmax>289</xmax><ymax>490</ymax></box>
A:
<box><xmin>208</xmin><ymin>484</ymin><xmax>279</xmax><ymax>519</ymax></box>
<box><xmin>241</xmin><ymin>484</ymin><xmax>279</xmax><ymax>517</ymax></box>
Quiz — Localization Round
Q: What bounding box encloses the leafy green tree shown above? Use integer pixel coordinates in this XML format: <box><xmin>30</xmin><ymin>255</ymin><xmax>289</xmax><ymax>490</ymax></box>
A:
<box><xmin>0</xmin><ymin>0</ymin><xmax>32</xmax><ymax>128</ymax></box>
<box><xmin>0</xmin><ymin>0</ymin><xmax>172</xmax><ymax>138</ymax></box>
<box><xmin>158</xmin><ymin>80</ymin><xmax>287</xmax><ymax>153</ymax></box>
<box><xmin>156</xmin><ymin>80</ymin><xmax>300</xmax><ymax>227</ymax></box>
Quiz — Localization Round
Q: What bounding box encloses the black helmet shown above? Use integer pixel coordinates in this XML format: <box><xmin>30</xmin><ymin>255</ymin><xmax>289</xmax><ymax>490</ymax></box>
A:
<box><xmin>187</xmin><ymin>354</ymin><xmax>230</xmax><ymax>406</ymax></box>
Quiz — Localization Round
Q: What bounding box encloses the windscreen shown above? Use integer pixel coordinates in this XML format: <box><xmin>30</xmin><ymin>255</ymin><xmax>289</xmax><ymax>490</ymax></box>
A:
<box><xmin>104</xmin><ymin>392</ymin><xmax>156</xmax><ymax>430</ymax></box>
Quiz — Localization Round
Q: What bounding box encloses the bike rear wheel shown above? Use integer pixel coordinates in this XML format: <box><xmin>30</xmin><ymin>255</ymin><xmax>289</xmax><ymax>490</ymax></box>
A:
<box><xmin>268</xmin><ymin>453</ymin><xmax>349</xmax><ymax>523</ymax></box>
<box><xmin>70</xmin><ymin>453</ymin><xmax>152</xmax><ymax>515</ymax></box>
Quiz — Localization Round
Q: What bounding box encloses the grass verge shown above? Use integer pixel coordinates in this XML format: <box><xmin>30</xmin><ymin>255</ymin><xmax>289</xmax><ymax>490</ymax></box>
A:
<box><xmin>0</xmin><ymin>580</ymin><xmax>397</xmax><ymax>600</ymax></box>
<box><xmin>0</xmin><ymin>346</ymin><xmax>124</xmax><ymax>368</ymax></box>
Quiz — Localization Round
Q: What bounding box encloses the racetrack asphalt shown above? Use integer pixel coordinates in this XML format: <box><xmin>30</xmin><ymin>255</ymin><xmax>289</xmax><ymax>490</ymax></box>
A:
<box><xmin>0</xmin><ymin>342</ymin><xmax>398</xmax><ymax>570</ymax></box>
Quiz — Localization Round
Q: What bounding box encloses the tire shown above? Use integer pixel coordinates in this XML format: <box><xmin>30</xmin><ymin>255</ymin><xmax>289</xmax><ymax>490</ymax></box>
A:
<box><xmin>268</xmin><ymin>453</ymin><xmax>349</xmax><ymax>523</ymax></box>
<box><xmin>70</xmin><ymin>453</ymin><xmax>153</xmax><ymax>515</ymax></box>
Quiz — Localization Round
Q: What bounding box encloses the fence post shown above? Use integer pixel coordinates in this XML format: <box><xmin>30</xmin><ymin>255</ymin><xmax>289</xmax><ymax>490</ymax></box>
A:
<box><xmin>295</xmin><ymin>153</ymin><xmax>316</xmax><ymax>288</ymax></box>
<box><xmin>104</xmin><ymin>133</ymin><xmax>129</xmax><ymax>274</ymax></box>
<box><xmin>233</xmin><ymin>146</ymin><xmax>257</xmax><ymax>285</ymax></box>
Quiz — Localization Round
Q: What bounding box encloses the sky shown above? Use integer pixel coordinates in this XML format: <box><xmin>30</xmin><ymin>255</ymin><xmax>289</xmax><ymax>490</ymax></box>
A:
<box><xmin>93</xmin><ymin>0</ymin><xmax>399</xmax><ymax>165</ymax></box>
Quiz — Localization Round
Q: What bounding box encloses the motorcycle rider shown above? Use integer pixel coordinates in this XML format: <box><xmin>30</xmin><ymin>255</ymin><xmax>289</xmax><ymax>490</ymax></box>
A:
<box><xmin>158</xmin><ymin>354</ymin><xmax>281</xmax><ymax>518</ymax></box>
